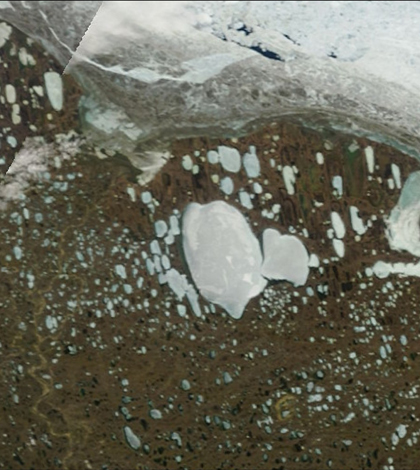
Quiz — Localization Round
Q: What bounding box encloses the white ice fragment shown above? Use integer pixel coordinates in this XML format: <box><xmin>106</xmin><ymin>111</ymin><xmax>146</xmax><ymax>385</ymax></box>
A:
<box><xmin>308</xmin><ymin>253</ymin><xmax>320</xmax><ymax>268</ymax></box>
<box><xmin>332</xmin><ymin>238</ymin><xmax>345</xmax><ymax>258</ymax></box>
<box><xmin>177</xmin><ymin>304</ymin><xmax>187</xmax><ymax>317</ymax></box>
<box><xmin>253</xmin><ymin>182</ymin><xmax>263</xmax><ymax>194</ymax></box>
<box><xmin>282</xmin><ymin>166</ymin><xmax>296</xmax><ymax>195</ymax></box>
<box><xmin>169</xmin><ymin>215</ymin><xmax>180</xmax><ymax>236</ymax></box>
<box><xmin>146</xmin><ymin>258</ymin><xmax>155</xmax><ymax>275</ymax></box>
<box><xmin>218</xmin><ymin>146</ymin><xmax>241</xmax><ymax>173</ymax></box>
<box><xmin>379</xmin><ymin>345</ymin><xmax>387</xmax><ymax>359</ymax></box>
<box><xmin>349</xmin><ymin>206</ymin><xmax>366</xmax><ymax>235</ymax></box>
<box><xmin>372</xmin><ymin>260</ymin><xmax>392</xmax><ymax>279</ymax></box>
<box><xmin>243</xmin><ymin>148</ymin><xmax>260</xmax><ymax>178</ymax></box>
<box><xmin>18</xmin><ymin>47</ymin><xmax>36</xmax><ymax>66</ymax></box>
<box><xmin>332</xmin><ymin>175</ymin><xmax>343</xmax><ymax>196</ymax></box>
<box><xmin>161</xmin><ymin>254</ymin><xmax>171</xmax><ymax>270</ymax></box>
<box><xmin>186</xmin><ymin>284</ymin><xmax>202</xmax><ymax>317</ymax></box>
<box><xmin>164</xmin><ymin>231</ymin><xmax>175</xmax><ymax>245</ymax></box>
<box><xmin>220</xmin><ymin>176</ymin><xmax>234</xmax><ymax>195</ymax></box>
<box><xmin>153</xmin><ymin>254</ymin><xmax>162</xmax><ymax>273</ymax></box>
<box><xmin>239</xmin><ymin>190</ymin><xmax>253</xmax><ymax>209</ymax></box>
<box><xmin>44</xmin><ymin>71</ymin><xmax>63</xmax><ymax>111</ymax></box>
<box><xmin>261</xmin><ymin>228</ymin><xmax>309</xmax><ymax>286</ymax></box>
<box><xmin>331</xmin><ymin>211</ymin><xmax>346</xmax><ymax>239</ymax></box>
<box><xmin>13</xmin><ymin>246</ymin><xmax>22</xmax><ymax>260</ymax></box>
<box><xmin>150</xmin><ymin>239</ymin><xmax>161</xmax><ymax>255</ymax></box>
<box><xmin>166</xmin><ymin>268</ymin><xmax>189</xmax><ymax>300</ymax></box>
<box><xmin>316</xmin><ymin>152</ymin><xmax>324</xmax><ymax>165</ymax></box>
<box><xmin>396</xmin><ymin>424</ymin><xmax>407</xmax><ymax>439</ymax></box>
<box><xmin>182</xmin><ymin>154</ymin><xmax>193</xmax><ymax>171</ymax></box>
<box><xmin>364</xmin><ymin>146</ymin><xmax>375</xmax><ymax>173</ymax></box>
<box><xmin>126</xmin><ymin>187</ymin><xmax>136</xmax><ymax>202</ymax></box>
<box><xmin>391</xmin><ymin>163</ymin><xmax>401</xmax><ymax>189</ymax></box>
<box><xmin>149</xmin><ymin>409</ymin><xmax>162</xmax><ymax>420</ymax></box>
<box><xmin>141</xmin><ymin>191</ymin><xmax>152</xmax><ymax>204</ymax></box>
<box><xmin>5</xmin><ymin>84</ymin><xmax>16</xmax><ymax>104</ymax></box>
<box><xmin>10</xmin><ymin>103</ymin><xmax>20</xmax><ymax>125</ymax></box>
<box><xmin>123</xmin><ymin>426</ymin><xmax>141</xmax><ymax>450</ymax></box>
<box><xmin>207</xmin><ymin>150</ymin><xmax>219</xmax><ymax>164</ymax></box>
<box><xmin>182</xmin><ymin>201</ymin><xmax>266</xmax><ymax>319</ymax></box>
<box><xmin>115</xmin><ymin>264</ymin><xmax>127</xmax><ymax>279</ymax></box>
<box><xmin>0</xmin><ymin>22</ymin><xmax>12</xmax><ymax>48</ymax></box>
<box><xmin>154</xmin><ymin>220</ymin><xmax>168</xmax><ymax>238</ymax></box>
<box><xmin>45</xmin><ymin>315</ymin><xmax>58</xmax><ymax>331</ymax></box>
<box><xmin>33</xmin><ymin>85</ymin><xmax>44</xmax><ymax>97</ymax></box>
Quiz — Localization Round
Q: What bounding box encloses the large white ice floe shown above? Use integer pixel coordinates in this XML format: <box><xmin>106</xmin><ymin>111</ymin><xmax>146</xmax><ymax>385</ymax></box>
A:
<box><xmin>385</xmin><ymin>171</ymin><xmax>420</xmax><ymax>257</ymax></box>
<box><xmin>182</xmin><ymin>201</ymin><xmax>267</xmax><ymax>319</ymax></box>
<box><xmin>261</xmin><ymin>228</ymin><xmax>309</xmax><ymax>286</ymax></box>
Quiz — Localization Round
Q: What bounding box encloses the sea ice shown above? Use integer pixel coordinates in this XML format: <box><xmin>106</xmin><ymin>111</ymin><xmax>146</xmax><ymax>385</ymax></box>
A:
<box><xmin>385</xmin><ymin>171</ymin><xmax>420</xmax><ymax>257</ymax></box>
<box><xmin>182</xmin><ymin>201</ymin><xmax>266</xmax><ymax>319</ymax></box>
<box><xmin>260</xmin><ymin>228</ymin><xmax>309</xmax><ymax>286</ymax></box>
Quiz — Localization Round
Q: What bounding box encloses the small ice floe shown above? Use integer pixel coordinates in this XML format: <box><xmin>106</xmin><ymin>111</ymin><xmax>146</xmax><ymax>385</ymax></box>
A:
<box><xmin>364</xmin><ymin>146</ymin><xmax>375</xmax><ymax>173</ymax></box>
<box><xmin>331</xmin><ymin>211</ymin><xmax>346</xmax><ymax>239</ymax></box>
<box><xmin>332</xmin><ymin>239</ymin><xmax>345</xmax><ymax>258</ymax></box>
<box><xmin>391</xmin><ymin>163</ymin><xmax>401</xmax><ymax>190</ymax></box>
<box><xmin>260</xmin><ymin>228</ymin><xmax>309</xmax><ymax>286</ymax></box>
<box><xmin>349</xmin><ymin>206</ymin><xmax>366</xmax><ymax>236</ymax></box>
<box><xmin>282</xmin><ymin>165</ymin><xmax>296</xmax><ymax>195</ymax></box>
<box><xmin>315</xmin><ymin>152</ymin><xmax>324</xmax><ymax>165</ymax></box>
<box><xmin>207</xmin><ymin>150</ymin><xmax>219</xmax><ymax>164</ymax></box>
<box><xmin>239</xmin><ymin>190</ymin><xmax>253</xmax><ymax>209</ymax></box>
<box><xmin>123</xmin><ymin>426</ymin><xmax>141</xmax><ymax>450</ymax></box>
<box><xmin>220</xmin><ymin>176</ymin><xmax>234</xmax><ymax>195</ymax></box>
<box><xmin>0</xmin><ymin>22</ymin><xmax>12</xmax><ymax>49</ymax></box>
<box><xmin>182</xmin><ymin>201</ymin><xmax>266</xmax><ymax>319</ymax></box>
<box><xmin>44</xmin><ymin>71</ymin><xmax>63</xmax><ymax>112</ymax></box>
<box><xmin>243</xmin><ymin>146</ymin><xmax>260</xmax><ymax>178</ymax></box>
<box><xmin>332</xmin><ymin>176</ymin><xmax>343</xmax><ymax>197</ymax></box>
<box><xmin>218</xmin><ymin>146</ymin><xmax>241</xmax><ymax>173</ymax></box>
<box><xmin>182</xmin><ymin>155</ymin><xmax>193</xmax><ymax>171</ymax></box>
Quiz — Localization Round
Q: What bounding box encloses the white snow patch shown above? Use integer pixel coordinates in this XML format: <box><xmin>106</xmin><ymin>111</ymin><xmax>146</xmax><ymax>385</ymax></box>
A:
<box><xmin>261</xmin><ymin>228</ymin><xmax>309</xmax><ymax>286</ymax></box>
<box><xmin>182</xmin><ymin>201</ymin><xmax>266</xmax><ymax>319</ymax></box>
